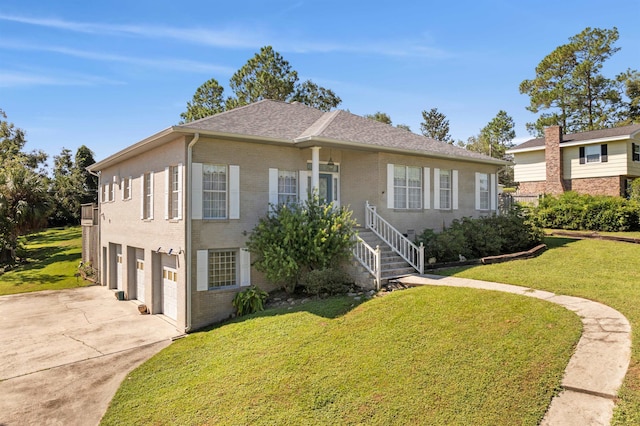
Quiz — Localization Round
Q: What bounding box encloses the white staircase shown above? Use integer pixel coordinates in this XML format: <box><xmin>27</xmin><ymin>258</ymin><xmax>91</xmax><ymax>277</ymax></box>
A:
<box><xmin>357</xmin><ymin>229</ymin><xmax>416</xmax><ymax>281</ymax></box>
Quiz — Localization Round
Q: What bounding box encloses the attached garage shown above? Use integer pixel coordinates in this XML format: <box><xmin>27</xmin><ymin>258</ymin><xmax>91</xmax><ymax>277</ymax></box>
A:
<box><xmin>162</xmin><ymin>268</ymin><xmax>177</xmax><ymax>320</ymax></box>
<box><xmin>135</xmin><ymin>259</ymin><xmax>145</xmax><ymax>303</ymax></box>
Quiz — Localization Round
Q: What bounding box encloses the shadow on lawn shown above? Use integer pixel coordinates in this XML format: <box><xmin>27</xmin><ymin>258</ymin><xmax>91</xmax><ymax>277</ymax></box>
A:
<box><xmin>543</xmin><ymin>236</ymin><xmax>580</xmax><ymax>250</ymax></box>
<box><xmin>196</xmin><ymin>295</ymin><xmax>364</xmax><ymax>333</ymax></box>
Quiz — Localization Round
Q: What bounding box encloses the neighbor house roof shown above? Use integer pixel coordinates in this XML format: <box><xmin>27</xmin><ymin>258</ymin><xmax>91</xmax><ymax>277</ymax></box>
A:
<box><xmin>507</xmin><ymin>123</ymin><xmax>640</xmax><ymax>153</ymax></box>
<box><xmin>90</xmin><ymin>100</ymin><xmax>506</xmax><ymax>171</ymax></box>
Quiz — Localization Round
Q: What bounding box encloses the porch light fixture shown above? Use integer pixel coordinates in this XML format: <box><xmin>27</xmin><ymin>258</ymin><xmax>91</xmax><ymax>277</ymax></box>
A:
<box><xmin>327</xmin><ymin>149</ymin><xmax>334</xmax><ymax>166</ymax></box>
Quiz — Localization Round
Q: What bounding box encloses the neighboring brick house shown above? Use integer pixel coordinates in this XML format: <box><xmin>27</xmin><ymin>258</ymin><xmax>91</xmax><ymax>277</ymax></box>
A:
<box><xmin>507</xmin><ymin>124</ymin><xmax>640</xmax><ymax>197</ymax></box>
<box><xmin>84</xmin><ymin>100</ymin><xmax>506</xmax><ymax>332</ymax></box>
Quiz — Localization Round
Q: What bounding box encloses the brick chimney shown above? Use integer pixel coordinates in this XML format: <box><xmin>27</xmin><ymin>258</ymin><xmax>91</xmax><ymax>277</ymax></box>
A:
<box><xmin>544</xmin><ymin>125</ymin><xmax>565</xmax><ymax>195</ymax></box>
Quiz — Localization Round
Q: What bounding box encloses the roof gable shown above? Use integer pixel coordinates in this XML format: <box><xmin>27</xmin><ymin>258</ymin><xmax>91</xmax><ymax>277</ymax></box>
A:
<box><xmin>510</xmin><ymin>123</ymin><xmax>640</xmax><ymax>152</ymax></box>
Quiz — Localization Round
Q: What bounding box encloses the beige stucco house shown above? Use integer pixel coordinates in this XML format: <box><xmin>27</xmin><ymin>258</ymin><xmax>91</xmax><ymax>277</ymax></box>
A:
<box><xmin>507</xmin><ymin>124</ymin><xmax>640</xmax><ymax>197</ymax></box>
<box><xmin>84</xmin><ymin>100</ymin><xmax>506</xmax><ymax>332</ymax></box>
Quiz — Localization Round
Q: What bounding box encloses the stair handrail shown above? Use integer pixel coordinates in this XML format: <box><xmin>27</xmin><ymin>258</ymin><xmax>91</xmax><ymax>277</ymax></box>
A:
<box><xmin>365</xmin><ymin>201</ymin><xmax>424</xmax><ymax>274</ymax></box>
<box><xmin>352</xmin><ymin>234</ymin><xmax>382</xmax><ymax>290</ymax></box>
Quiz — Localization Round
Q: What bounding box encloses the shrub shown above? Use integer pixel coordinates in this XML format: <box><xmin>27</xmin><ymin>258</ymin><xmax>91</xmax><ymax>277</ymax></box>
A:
<box><xmin>232</xmin><ymin>285</ymin><xmax>269</xmax><ymax>316</ymax></box>
<box><xmin>302</xmin><ymin>268</ymin><xmax>353</xmax><ymax>295</ymax></box>
<box><xmin>247</xmin><ymin>194</ymin><xmax>357</xmax><ymax>293</ymax></box>
<box><xmin>530</xmin><ymin>192</ymin><xmax>640</xmax><ymax>232</ymax></box>
<box><xmin>417</xmin><ymin>208</ymin><xmax>543</xmax><ymax>263</ymax></box>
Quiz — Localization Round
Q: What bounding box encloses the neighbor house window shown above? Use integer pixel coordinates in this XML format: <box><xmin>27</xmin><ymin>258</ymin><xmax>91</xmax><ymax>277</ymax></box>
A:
<box><xmin>208</xmin><ymin>250</ymin><xmax>236</xmax><ymax>288</ymax></box>
<box><xmin>585</xmin><ymin>145</ymin><xmax>601</xmax><ymax>163</ymax></box>
<box><xmin>633</xmin><ymin>143</ymin><xmax>640</xmax><ymax>162</ymax></box>
<box><xmin>203</xmin><ymin>165</ymin><xmax>227</xmax><ymax>219</ymax></box>
<box><xmin>478</xmin><ymin>173</ymin><xmax>489</xmax><ymax>210</ymax></box>
<box><xmin>393</xmin><ymin>165</ymin><xmax>422</xmax><ymax>209</ymax></box>
<box><xmin>110</xmin><ymin>178</ymin><xmax>116</xmax><ymax>201</ymax></box>
<box><xmin>278</xmin><ymin>170</ymin><xmax>298</xmax><ymax>205</ymax></box>
<box><xmin>438</xmin><ymin>169</ymin><xmax>452</xmax><ymax>209</ymax></box>
<box><xmin>123</xmin><ymin>177</ymin><xmax>131</xmax><ymax>200</ymax></box>
<box><xmin>142</xmin><ymin>172</ymin><xmax>153</xmax><ymax>219</ymax></box>
<box><xmin>169</xmin><ymin>165</ymin><xmax>180</xmax><ymax>219</ymax></box>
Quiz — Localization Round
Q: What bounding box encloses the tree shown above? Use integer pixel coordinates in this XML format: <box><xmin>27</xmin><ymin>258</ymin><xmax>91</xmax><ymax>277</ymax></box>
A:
<box><xmin>181</xmin><ymin>46</ymin><xmax>341</xmax><ymax>122</ymax></box>
<box><xmin>0</xmin><ymin>109</ymin><xmax>47</xmax><ymax>171</ymax></box>
<box><xmin>617</xmin><ymin>69</ymin><xmax>640</xmax><ymax>124</ymax></box>
<box><xmin>520</xmin><ymin>27</ymin><xmax>634</xmax><ymax>135</ymax></box>
<box><xmin>291</xmin><ymin>80</ymin><xmax>341</xmax><ymax>112</ymax></box>
<box><xmin>74</xmin><ymin>145</ymin><xmax>97</xmax><ymax>205</ymax></box>
<box><xmin>50</xmin><ymin>148</ymin><xmax>76</xmax><ymax>226</ymax></box>
<box><xmin>247</xmin><ymin>194</ymin><xmax>356</xmax><ymax>293</ymax></box>
<box><xmin>180</xmin><ymin>78</ymin><xmax>226</xmax><ymax>123</ymax></box>
<box><xmin>420</xmin><ymin>108</ymin><xmax>452</xmax><ymax>142</ymax></box>
<box><xmin>396</xmin><ymin>124</ymin><xmax>411</xmax><ymax>131</ymax></box>
<box><xmin>364</xmin><ymin>111</ymin><xmax>392</xmax><ymax>125</ymax></box>
<box><xmin>479</xmin><ymin>110</ymin><xmax>516</xmax><ymax>159</ymax></box>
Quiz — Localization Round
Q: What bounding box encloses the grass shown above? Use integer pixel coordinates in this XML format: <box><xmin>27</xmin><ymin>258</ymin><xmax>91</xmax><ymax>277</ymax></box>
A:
<box><xmin>102</xmin><ymin>286</ymin><xmax>580</xmax><ymax>425</ymax></box>
<box><xmin>439</xmin><ymin>236</ymin><xmax>640</xmax><ymax>425</ymax></box>
<box><xmin>0</xmin><ymin>226</ymin><xmax>91</xmax><ymax>296</ymax></box>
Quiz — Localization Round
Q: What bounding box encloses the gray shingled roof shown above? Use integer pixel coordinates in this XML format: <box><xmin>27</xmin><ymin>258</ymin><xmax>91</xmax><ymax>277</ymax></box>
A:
<box><xmin>179</xmin><ymin>100</ymin><xmax>502</xmax><ymax>163</ymax></box>
<box><xmin>511</xmin><ymin>124</ymin><xmax>640</xmax><ymax>151</ymax></box>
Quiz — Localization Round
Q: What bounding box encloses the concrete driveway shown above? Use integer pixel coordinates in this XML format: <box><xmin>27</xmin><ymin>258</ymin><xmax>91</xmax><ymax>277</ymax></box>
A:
<box><xmin>0</xmin><ymin>285</ymin><xmax>180</xmax><ymax>426</ymax></box>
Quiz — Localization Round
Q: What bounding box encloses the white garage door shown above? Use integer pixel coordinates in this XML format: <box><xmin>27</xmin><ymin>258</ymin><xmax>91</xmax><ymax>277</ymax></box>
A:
<box><xmin>163</xmin><ymin>268</ymin><xmax>177</xmax><ymax>320</ymax></box>
<box><xmin>136</xmin><ymin>259</ymin><xmax>145</xmax><ymax>303</ymax></box>
<box><xmin>116</xmin><ymin>253</ymin><xmax>123</xmax><ymax>291</ymax></box>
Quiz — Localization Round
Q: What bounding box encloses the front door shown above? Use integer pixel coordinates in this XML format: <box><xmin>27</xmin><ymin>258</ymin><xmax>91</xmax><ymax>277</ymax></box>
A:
<box><xmin>319</xmin><ymin>173</ymin><xmax>333</xmax><ymax>204</ymax></box>
<box><xmin>136</xmin><ymin>259</ymin><xmax>145</xmax><ymax>303</ymax></box>
<box><xmin>116</xmin><ymin>253</ymin><xmax>123</xmax><ymax>291</ymax></box>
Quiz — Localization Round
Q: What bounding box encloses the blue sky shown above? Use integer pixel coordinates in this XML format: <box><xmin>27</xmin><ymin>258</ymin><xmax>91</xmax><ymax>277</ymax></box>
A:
<box><xmin>1</xmin><ymin>1</ymin><xmax>638</xmax><ymax>164</ymax></box>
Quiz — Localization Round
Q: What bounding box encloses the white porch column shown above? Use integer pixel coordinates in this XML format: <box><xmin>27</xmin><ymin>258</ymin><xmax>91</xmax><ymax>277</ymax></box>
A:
<box><xmin>311</xmin><ymin>146</ymin><xmax>320</xmax><ymax>195</ymax></box>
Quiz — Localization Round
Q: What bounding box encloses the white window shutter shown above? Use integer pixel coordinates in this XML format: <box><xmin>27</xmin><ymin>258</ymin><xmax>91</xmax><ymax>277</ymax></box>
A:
<box><xmin>121</xmin><ymin>178</ymin><xmax>125</xmax><ymax>201</ymax></box>
<box><xmin>149</xmin><ymin>171</ymin><xmax>154</xmax><ymax>220</ymax></box>
<box><xmin>196</xmin><ymin>250</ymin><xmax>208</xmax><ymax>291</ymax></box>
<box><xmin>491</xmin><ymin>173</ymin><xmax>497</xmax><ymax>211</ymax></box>
<box><xmin>192</xmin><ymin>163</ymin><xmax>203</xmax><ymax>220</ymax></box>
<box><xmin>164</xmin><ymin>166</ymin><xmax>170</xmax><ymax>220</ymax></box>
<box><xmin>112</xmin><ymin>176</ymin><xmax>117</xmax><ymax>202</ymax></box>
<box><xmin>229</xmin><ymin>165</ymin><xmax>240</xmax><ymax>219</ymax></box>
<box><xmin>452</xmin><ymin>170</ymin><xmax>459</xmax><ymax>210</ymax></box>
<box><xmin>240</xmin><ymin>248</ymin><xmax>251</xmax><ymax>287</ymax></box>
<box><xmin>298</xmin><ymin>170</ymin><xmax>308</xmax><ymax>201</ymax></box>
<box><xmin>433</xmin><ymin>168</ymin><xmax>440</xmax><ymax>210</ymax></box>
<box><xmin>386</xmin><ymin>164</ymin><xmax>395</xmax><ymax>209</ymax></box>
<box><xmin>268</xmin><ymin>168</ymin><xmax>279</xmax><ymax>207</ymax></box>
<box><xmin>140</xmin><ymin>173</ymin><xmax>145</xmax><ymax>219</ymax></box>
<box><xmin>177</xmin><ymin>163</ymin><xmax>183</xmax><ymax>220</ymax></box>
<box><xmin>423</xmin><ymin>167</ymin><xmax>430</xmax><ymax>209</ymax></box>
<box><xmin>475</xmin><ymin>172</ymin><xmax>481</xmax><ymax>210</ymax></box>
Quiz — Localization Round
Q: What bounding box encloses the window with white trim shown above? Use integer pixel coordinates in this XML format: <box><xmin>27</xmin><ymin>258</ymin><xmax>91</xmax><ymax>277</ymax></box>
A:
<box><xmin>278</xmin><ymin>170</ymin><xmax>298</xmax><ymax>205</ymax></box>
<box><xmin>101</xmin><ymin>183</ymin><xmax>108</xmax><ymax>203</ymax></box>
<box><xmin>110</xmin><ymin>177</ymin><xmax>116</xmax><ymax>202</ymax></box>
<box><xmin>438</xmin><ymin>169</ymin><xmax>452</xmax><ymax>209</ymax></box>
<box><xmin>169</xmin><ymin>165</ymin><xmax>180</xmax><ymax>219</ymax></box>
<box><xmin>203</xmin><ymin>165</ymin><xmax>227</xmax><ymax>219</ymax></box>
<box><xmin>585</xmin><ymin>145</ymin><xmax>601</xmax><ymax>163</ymax></box>
<box><xmin>393</xmin><ymin>165</ymin><xmax>422</xmax><ymax>209</ymax></box>
<box><xmin>143</xmin><ymin>172</ymin><xmax>152</xmax><ymax>219</ymax></box>
<box><xmin>478</xmin><ymin>173</ymin><xmax>489</xmax><ymax>210</ymax></box>
<box><xmin>123</xmin><ymin>177</ymin><xmax>131</xmax><ymax>200</ymax></box>
<box><xmin>208</xmin><ymin>250</ymin><xmax>237</xmax><ymax>288</ymax></box>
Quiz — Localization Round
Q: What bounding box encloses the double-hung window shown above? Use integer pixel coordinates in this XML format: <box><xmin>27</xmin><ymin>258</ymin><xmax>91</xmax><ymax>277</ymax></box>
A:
<box><xmin>633</xmin><ymin>143</ymin><xmax>640</xmax><ymax>162</ymax></box>
<box><xmin>278</xmin><ymin>170</ymin><xmax>298</xmax><ymax>205</ymax></box>
<box><xmin>203</xmin><ymin>165</ymin><xmax>227</xmax><ymax>219</ymax></box>
<box><xmin>478</xmin><ymin>173</ymin><xmax>489</xmax><ymax>210</ymax></box>
<box><xmin>122</xmin><ymin>177</ymin><xmax>131</xmax><ymax>200</ymax></box>
<box><xmin>142</xmin><ymin>172</ymin><xmax>153</xmax><ymax>219</ymax></box>
<box><xmin>166</xmin><ymin>165</ymin><xmax>182</xmax><ymax>220</ymax></box>
<box><xmin>585</xmin><ymin>145</ymin><xmax>601</xmax><ymax>163</ymax></box>
<box><xmin>438</xmin><ymin>169</ymin><xmax>452</xmax><ymax>209</ymax></box>
<box><xmin>393</xmin><ymin>165</ymin><xmax>421</xmax><ymax>209</ymax></box>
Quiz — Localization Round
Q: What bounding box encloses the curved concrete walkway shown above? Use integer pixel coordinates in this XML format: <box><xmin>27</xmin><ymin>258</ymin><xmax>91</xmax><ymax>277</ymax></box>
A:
<box><xmin>397</xmin><ymin>274</ymin><xmax>631</xmax><ymax>426</ymax></box>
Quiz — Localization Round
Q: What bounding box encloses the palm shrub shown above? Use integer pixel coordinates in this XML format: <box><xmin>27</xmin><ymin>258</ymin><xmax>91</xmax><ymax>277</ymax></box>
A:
<box><xmin>232</xmin><ymin>285</ymin><xmax>268</xmax><ymax>316</ymax></box>
<box><xmin>247</xmin><ymin>194</ymin><xmax>357</xmax><ymax>293</ymax></box>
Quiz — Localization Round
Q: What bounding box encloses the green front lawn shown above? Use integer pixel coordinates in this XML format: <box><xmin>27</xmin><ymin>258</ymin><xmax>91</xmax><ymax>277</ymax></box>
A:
<box><xmin>0</xmin><ymin>226</ymin><xmax>90</xmax><ymax>296</ymax></box>
<box><xmin>440</xmin><ymin>236</ymin><xmax>640</xmax><ymax>425</ymax></box>
<box><xmin>102</xmin><ymin>286</ymin><xmax>580</xmax><ymax>425</ymax></box>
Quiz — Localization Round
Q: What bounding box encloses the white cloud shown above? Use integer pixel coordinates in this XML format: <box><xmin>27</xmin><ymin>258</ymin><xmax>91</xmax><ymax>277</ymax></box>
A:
<box><xmin>0</xmin><ymin>39</ymin><xmax>235</xmax><ymax>74</ymax></box>
<box><xmin>0</xmin><ymin>13</ymin><xmax>451</xmax><ymax>59</ymax></box>
<box><xmin>0</xmin><ymin>70</ymin><xmax>123</xmax><ymax>88</ymax></box>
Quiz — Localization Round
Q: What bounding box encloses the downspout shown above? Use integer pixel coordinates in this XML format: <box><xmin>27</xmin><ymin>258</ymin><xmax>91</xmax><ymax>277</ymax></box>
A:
<box><xmin>87</xmin><ymin>169</ymin><xmax>101</xmax><ymax>284</ymax></box>
<box><xmin>185</xmin><ymin>133</ymin><xmax>200</xmax><ymax>333</ymax></box>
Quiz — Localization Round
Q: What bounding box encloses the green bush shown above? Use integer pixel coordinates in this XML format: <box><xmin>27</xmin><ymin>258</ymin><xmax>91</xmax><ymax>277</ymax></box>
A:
<box><xmin>417</xmin><ymin>208</ymin><xmax>543</xmax><ymax>263</ymax></box>
<box><xmin>531</xmin><ymin>192</ymin><xmax>640</xmax><ymax>232</ymax></box>
<box><xmin>247</xmin><ymin>194</ymin><xmax>357</xmax><ymax>293</ymax></box>
<box><xmin>232</xmin><ymin>285</ymin><xmax>269</xmax><ymax>316</ymax></box>
<box><xmin>302</xmin><ymin>268</ymin><xmax>353</xmax><ymax>295</ymax></box>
